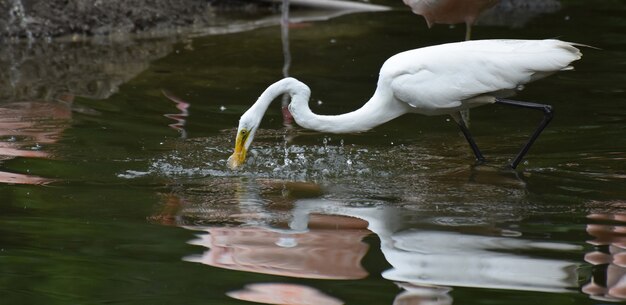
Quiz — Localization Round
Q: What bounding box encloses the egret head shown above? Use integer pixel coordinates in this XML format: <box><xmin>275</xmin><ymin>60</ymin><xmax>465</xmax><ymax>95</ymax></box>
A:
<box><xmin>227</xmin><ymin>110</ymin><xmax>261</xmax><ymax>169</ymax></box>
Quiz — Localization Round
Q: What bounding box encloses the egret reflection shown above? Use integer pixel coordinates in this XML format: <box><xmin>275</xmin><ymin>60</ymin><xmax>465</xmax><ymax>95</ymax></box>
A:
<box><xmin>149</xmin><ymin>176</ymin><xmax>589</xmax><ymax>304</ymax></box>
<box><xmin>281</xmin><ymin>198</ymin><xmax>581</xmax><ymax>294</ymax></box>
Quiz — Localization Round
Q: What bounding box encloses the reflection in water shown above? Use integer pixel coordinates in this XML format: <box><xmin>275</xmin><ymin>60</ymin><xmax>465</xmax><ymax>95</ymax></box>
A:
<box><xmin>184</xmin><ymin>222</ymin><xmax>370</xmax><ymax>280</ymax></box>
<box><xmin>159</xmin><ymin>179</ymin><xmax>369</xmax><ymax>279</ymax></box>
<box><xmin>393</xmin><ymin>283</ymin><xmax>453</xmax><ymax>305</ymax></box>
<box><xmin>153</xmin><ymin>180</ymin><xmax>356</xmax><ymax>304</ymax></box>
<box><xmin>149</xmin><ymin>174</ymin><xmax>587</xmax><ymax>304</ymax></box>
<box><xmin>0</xmin><ymin>31</ymin><xmax>178</xmax><ymax>186</ymax></box>
<box><xmin>583</xmin><ymin>201</ymin><xmax>626</xmax><ymax>302</ymax></box>
<box><xmin>0</xmin><ymin>39</ymin><xmax>174</xmax><ymax>102</ymax></box>
<box><xmin>0</xmin><ymin>97</ymin><xmax>72</xmax><ymax>184</ymax></box>
<box><xmin>0</xmin><ymin>1</ymin><xmax>390</xmax><ymax>103</ymax></box>
<box><xmin>228</xmin><ymin>283</ymin><xmax>343</xmax><ymax>305</ymax></box>
<box><xmin>381</xmin><ymin>230</ymin><xmax>579</xmax><ymax>292</ymax></box>
<box><xmin>283</xmin><ymin>199</ymin><xmax>580</xmax><ymax>295</ymax></box>
<box><xmin>162</xmin><ymin>91</ymin><xmax>190</xmax><ymax>139</ymax></box>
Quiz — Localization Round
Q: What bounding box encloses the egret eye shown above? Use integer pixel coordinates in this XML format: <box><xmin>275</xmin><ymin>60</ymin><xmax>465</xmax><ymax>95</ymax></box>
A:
<box><xmin>241</xmin><ymin>129</ymin><xmax>248</xmax><ymax>135</ymax></box>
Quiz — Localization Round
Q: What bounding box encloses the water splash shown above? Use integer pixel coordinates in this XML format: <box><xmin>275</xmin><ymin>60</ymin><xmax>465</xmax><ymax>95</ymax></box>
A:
<box><xmin>116</xmin><ymin>128</ymin><xmax>447</xmax><ymax>182</ymax></box>
<box><xmin>119</xmin><ymin>133</ymin><xmax>393</xmax><ymax>181</ymax></box>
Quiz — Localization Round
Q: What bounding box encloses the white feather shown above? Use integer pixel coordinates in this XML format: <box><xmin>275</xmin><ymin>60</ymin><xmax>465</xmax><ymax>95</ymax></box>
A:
<box><xmin>383</xmin><ymin>39</ymin><xmax>581</xmax><ymax>115</ymax></box>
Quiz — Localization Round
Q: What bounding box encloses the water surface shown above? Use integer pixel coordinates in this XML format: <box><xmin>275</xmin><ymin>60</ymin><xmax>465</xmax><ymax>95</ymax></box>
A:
<box><xmin>1</xmin><ymin>1</ymin><xmax>626</xmax><ymax>304</ymax></box>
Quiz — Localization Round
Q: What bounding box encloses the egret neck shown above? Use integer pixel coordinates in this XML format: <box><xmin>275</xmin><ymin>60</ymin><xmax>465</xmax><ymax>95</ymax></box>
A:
<box><xmin>275</xmin><ymin>78</ymin><xmax>407</xmax><ymax>133</ymax></box>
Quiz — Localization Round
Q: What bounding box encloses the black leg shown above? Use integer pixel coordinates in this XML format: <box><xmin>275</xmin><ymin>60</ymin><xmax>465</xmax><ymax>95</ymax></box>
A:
<box><xmin>495</xmin><ymin>98</ymin><xmax>554</xmax><ymax>169</ymax></box>
<box><xmin>452</xmin><ymin>113</ymin><xmax>486</xmax><ymax>164</ymax></box>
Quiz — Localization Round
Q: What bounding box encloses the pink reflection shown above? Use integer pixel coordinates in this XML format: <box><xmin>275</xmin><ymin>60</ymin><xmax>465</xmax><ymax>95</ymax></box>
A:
<box><xmin>583</xmin><ymin>201</ymin><xmax>626</xmax><ymax>302</ymax></box>
<box><xmin>0</xmin><ymin>98</ymin><xmax>72</xmax><ymax>184</ymax></box>
<box><xmin>151</xmin><ymin>179</ymin><xmax>370</xmax><ymax>282</ymax></box>
<box><xmin>403</xmin><ymin>0</ymin><xmax>498</xmax><ymax>39</ymax></box>
<box><xmin>227</xmin><ymin>283</ymin><xmax>343</xmax><ymax>305</ymax></box>
<box><xmin>184</xmin><ymin>216</ymin><xmax>370</xmax><ymax>280</ymax></box>
<box><xmin>0</xmin><ymin>171</ymin><xmax>51</xmax><ymax>185</ymax></box>
<box><xmin>403</xmin><ymin>0</ymin><xmax>498</xmax><ymax>27</ymax></box>
<box><xmin>162</xmin><ymin>90</ymin><xmax>190</xmax><ymax>138</ymax></box>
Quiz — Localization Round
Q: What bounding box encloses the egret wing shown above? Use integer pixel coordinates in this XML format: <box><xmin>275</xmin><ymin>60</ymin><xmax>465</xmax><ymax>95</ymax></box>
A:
<box><xmin>386</xmin><ymin>40</ymin><xmax>581</xmax><ymax>114</ymax></box>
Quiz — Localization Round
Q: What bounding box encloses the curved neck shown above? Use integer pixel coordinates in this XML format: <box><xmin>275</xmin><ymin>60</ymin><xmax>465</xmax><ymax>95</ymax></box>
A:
<box><xmin>257</xmin><ymin>78</ymin><xmax>406</xmax><ymax>133</ymax></box>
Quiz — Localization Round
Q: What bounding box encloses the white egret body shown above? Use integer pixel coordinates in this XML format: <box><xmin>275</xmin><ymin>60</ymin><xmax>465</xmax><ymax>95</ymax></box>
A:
<box><xmin>228</xmin><ymin>39</ymin><xmax>582</xmax><ymax>169</ymax></box>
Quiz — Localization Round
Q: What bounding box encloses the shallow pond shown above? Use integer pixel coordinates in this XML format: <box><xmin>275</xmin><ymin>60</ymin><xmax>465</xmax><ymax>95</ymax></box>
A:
<box><xmin>1</xmin><ymin>1</ymin><xmax>626</xmax><ymax>304</ymax></box>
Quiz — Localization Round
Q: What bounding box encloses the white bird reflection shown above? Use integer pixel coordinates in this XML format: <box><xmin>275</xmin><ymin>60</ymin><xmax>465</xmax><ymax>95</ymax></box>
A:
<box><xmin>286</xmin><ymin>199</ymin><xmax>581</xmax><ymax>294</ymax></box>
<box><xmin>382</xmin><ymin>230</ymin><xmax>579</xmax><ymax>293</ymax></box>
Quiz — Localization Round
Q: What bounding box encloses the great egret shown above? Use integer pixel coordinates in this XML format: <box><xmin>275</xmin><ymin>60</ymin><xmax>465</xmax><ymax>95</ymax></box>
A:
<box><xmin>228</xmin><ymin>39</ymin><xmax>583</xmax><ymax>170</ymax></box>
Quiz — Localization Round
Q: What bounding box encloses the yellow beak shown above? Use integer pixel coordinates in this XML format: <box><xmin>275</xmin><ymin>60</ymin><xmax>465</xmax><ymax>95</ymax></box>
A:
<box><xmin>227</xmin><ymin>130</ymin><xmax>248</xmax><ymax>169</ymax></box>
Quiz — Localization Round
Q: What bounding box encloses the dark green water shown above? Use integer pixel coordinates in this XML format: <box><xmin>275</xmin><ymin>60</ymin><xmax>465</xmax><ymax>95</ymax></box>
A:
<box><xmin>1</xmin><ymin>1</ymin><xmax>626</xmax><ymax>304</ymax></box>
